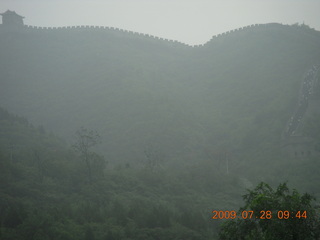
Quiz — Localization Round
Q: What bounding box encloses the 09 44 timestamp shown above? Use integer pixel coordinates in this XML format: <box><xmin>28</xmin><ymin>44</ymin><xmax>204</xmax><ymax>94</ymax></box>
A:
<box><xmin>211</xmin><ymin>210</ymin><xmax>307</xmax><ymax>220</ymax></box>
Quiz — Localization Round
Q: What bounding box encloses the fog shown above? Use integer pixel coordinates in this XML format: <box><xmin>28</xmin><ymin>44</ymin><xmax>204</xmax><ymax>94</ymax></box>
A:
<box><xmin>1</xmin><ymin>0</ymin><xmax>320</xmax><ymax>44</ymax></box>
<box><xmin>1</xmin><ymin>1</ymin><xmax>320</xmax><ymax>239</ymax></box>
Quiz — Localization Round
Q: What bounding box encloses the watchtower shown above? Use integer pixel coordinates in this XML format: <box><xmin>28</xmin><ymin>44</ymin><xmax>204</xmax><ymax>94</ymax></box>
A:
<box><xmin>0</xmin><ymin>10</ymin><xmax>24</xmax><ymax>26</ymax></box>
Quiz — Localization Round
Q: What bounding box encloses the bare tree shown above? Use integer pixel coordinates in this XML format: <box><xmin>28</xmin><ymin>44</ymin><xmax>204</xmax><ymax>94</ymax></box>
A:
<box><xmin>73</xmin><ymin>127</ymin><xmax>101</xmax><ymax>183</ymax></box>
<box><xmin>143</xmin><ymin>144</ymin><xmax>165</xmax><ymax>172</ymax></box>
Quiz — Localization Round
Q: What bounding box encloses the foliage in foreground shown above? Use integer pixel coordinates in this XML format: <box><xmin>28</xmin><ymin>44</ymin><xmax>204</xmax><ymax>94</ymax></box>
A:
<box><xmin>219</xmin><ymin>182</ymin><xmax>320</xmax><ymax>240</ymax></box>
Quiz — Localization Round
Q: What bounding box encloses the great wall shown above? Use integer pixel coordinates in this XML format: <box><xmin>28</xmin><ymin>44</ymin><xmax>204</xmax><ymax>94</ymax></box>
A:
<box><xmin>19</xmin><ymin>23</ymin><xmax>275</xmax><ymax>47</ymax></box>
<box><xmin>281</xmin><ymin>65</ymin><xmax>320</xmax><ymax>160</ymax></box>
<box><xmin>4</xmin><ymin>23</ymin><xmax>315</xmax><ymax>48</ymax></box>
<box><xmin>1</xmin><ymin>10</ymin><xmax>318</xmax><ymax>48</ymax></box>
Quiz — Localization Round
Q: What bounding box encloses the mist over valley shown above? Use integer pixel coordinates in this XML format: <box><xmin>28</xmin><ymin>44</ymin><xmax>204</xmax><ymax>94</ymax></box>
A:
<box><xmin>1</xmin><ymin>10</ymin><xmax>320</xmax><ymax>239</ymax></box>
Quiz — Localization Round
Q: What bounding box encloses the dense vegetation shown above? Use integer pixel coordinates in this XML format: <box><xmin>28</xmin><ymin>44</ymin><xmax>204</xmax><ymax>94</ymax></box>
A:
<box><xmin>1</xmin><ymin>22</ymin><xmax>320</xmax><ymax>239</ymax></box>
<box><xmin>0</xmin><ymin>107</ymin><xmax>242</xmax><ymax>239</ymax></box>
<box><xmin>219</xmin><ymin>182</ymin><xmax>320</xmax><ymax>240</ymax></box>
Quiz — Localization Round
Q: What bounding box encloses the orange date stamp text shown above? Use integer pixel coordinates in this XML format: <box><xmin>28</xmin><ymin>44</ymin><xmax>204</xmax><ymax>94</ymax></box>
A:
<box><xmin>211</xmin><ymin>210</ymin><xmax>307</xmax><ymax>220</ymax></box>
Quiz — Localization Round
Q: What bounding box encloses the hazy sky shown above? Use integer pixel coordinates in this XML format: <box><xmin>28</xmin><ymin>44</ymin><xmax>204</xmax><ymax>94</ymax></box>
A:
<box><xmin>1</xmin><ymin>0</ymin><xmax>320</xmax><ymax>45</ymax></box>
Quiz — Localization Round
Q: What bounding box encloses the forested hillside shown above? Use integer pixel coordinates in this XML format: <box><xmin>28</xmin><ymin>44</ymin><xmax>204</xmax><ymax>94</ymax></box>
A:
<box><xmin>1</xmin><ymin>21</ymin><xmax>320</xmax><ymax>239</ymax></box>
<box><xmin>0</xmin><ymin>106</ymin><xmax>244</xmax><ymax>239</ymax></box>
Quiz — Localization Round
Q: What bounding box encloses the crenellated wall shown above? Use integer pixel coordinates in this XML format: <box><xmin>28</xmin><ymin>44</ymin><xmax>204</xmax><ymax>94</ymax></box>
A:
<box><xmin>206</xmin><ymin>23</ymin><xmax>279</xmax><ymax>43</ymax></box>
<box><xmin>1</xmin><ymin>21</ymin><xmax>318</xmax><ymax>49</ymax></box>
<box><xmin>19</xmin><ymin>24</ymin><xmax>189</xmax><ymax>48</ymax></box>
<box><xmin>1</xmin><ymin>22</ymin><xmax>315</xmax><ymax>48</ymax></box>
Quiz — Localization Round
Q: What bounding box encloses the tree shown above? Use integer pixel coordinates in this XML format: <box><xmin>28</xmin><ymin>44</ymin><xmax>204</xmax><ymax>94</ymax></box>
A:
<box><xmin>143</xmin><ymin>144</ymin><xmax>165</xmax><ymax>172</ymax></box>
<box><xmin>73</xmin><ymin>127</ymin><xmax>102</xmax><ymax>183</ymax></box>
<box><xmin>219</xmin><ymin>182</ymin><xmax>320</xmax><ymax>240</ymax></box>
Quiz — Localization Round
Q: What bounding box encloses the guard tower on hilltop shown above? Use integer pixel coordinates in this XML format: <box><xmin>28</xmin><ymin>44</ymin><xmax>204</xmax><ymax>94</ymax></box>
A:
<box><xmin>0</xmin><ymin>10</ymin><xmax>24</xmax><ymax>26</ymax></box>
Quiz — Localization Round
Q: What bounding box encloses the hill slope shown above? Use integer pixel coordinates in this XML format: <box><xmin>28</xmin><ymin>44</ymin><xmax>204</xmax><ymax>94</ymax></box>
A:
<box><xmin>1</xmin><ymin>23</ymin><xmax>320</xmax><ymax>170</ymax></box>
<box><xmin>1</xmin><ymin>106</ymin><xmax>242</xmax><ymax>240</ymax></box>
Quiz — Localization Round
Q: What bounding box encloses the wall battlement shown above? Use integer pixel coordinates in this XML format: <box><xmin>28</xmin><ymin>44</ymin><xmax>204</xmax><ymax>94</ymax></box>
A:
<box><xmin>205</xmin><ymin>23</ymin><xmax>319</xmax><ymax>47</ymax></box>
<box><xmin>1</xmin><ymin>22</ymin><xmax>312</xmax><ymax>48</ymax></box>
<box><xmin>16</xmin><ymin>24</ymin><xmax>187</xmax><ymax>48</ymax></box>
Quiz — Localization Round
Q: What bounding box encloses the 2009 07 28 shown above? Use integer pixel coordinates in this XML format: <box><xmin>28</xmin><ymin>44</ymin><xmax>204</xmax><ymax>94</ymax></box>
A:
<box><xmin>211</xmin><ymin>210</ymin><xmax>307</xmax><ymax>219</ymax></box>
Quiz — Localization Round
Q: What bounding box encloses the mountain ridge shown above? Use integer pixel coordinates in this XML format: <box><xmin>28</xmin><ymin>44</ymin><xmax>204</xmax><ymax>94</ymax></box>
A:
<box><xmin>2</xmin><ymin>20</ymin><xmax>318</xmax><ymax>47</ymax></box>
<box><xmin>1</xmin><ymin>20</ymin><xmax>320</xmax><ymax>168</ymax></box>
